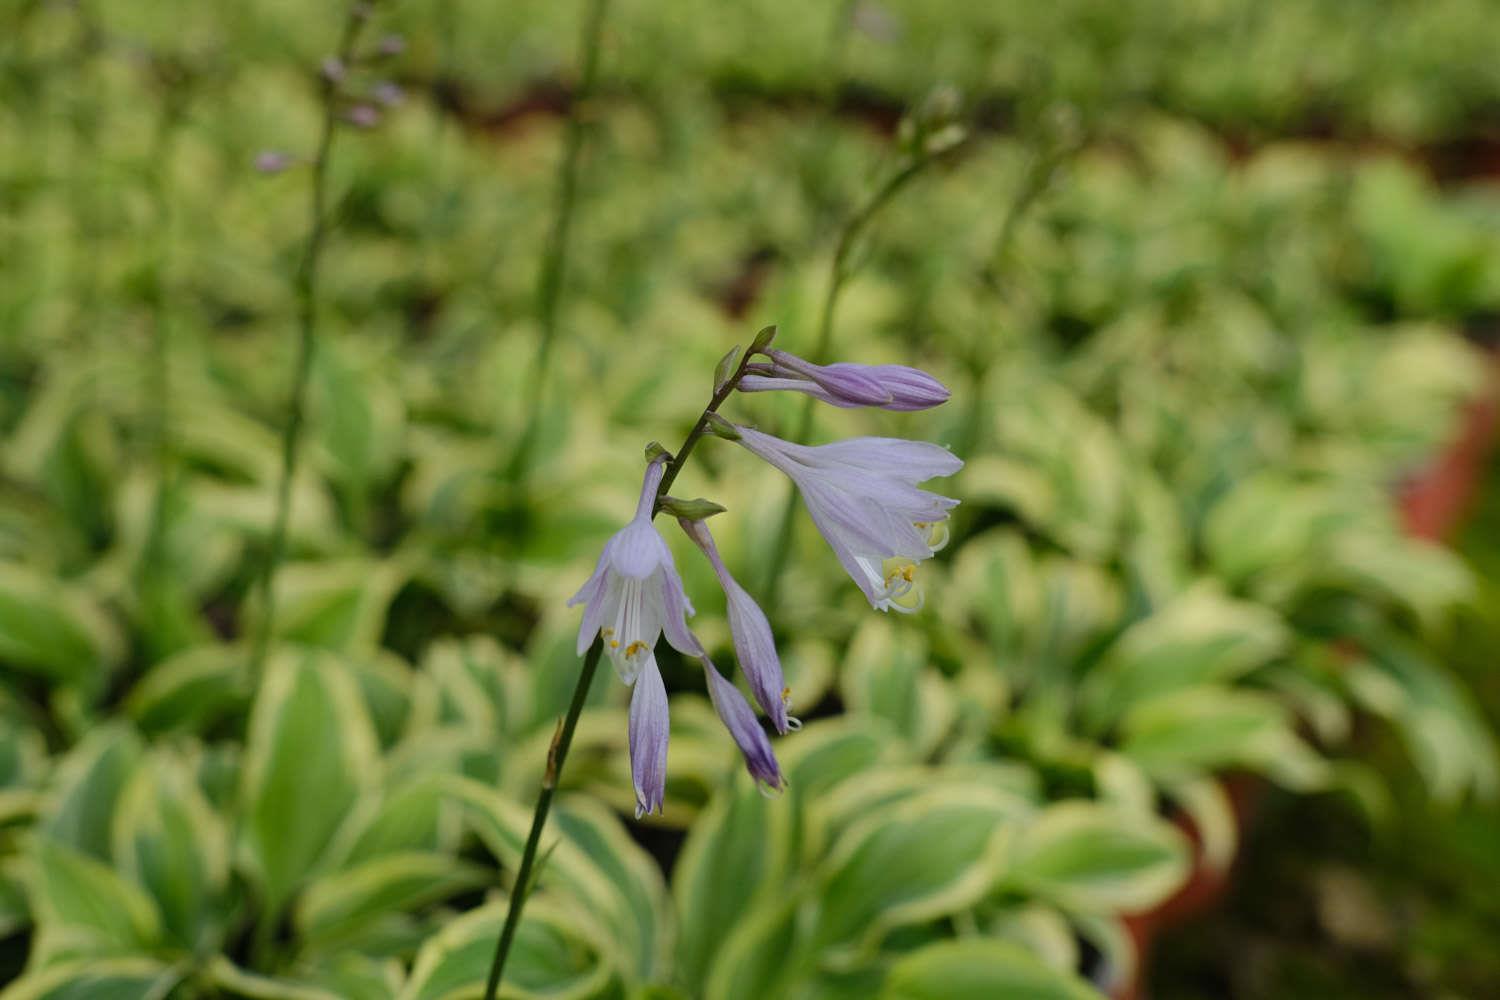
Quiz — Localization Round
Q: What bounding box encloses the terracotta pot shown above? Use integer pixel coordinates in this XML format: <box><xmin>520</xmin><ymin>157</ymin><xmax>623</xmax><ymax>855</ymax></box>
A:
<box><xmin>1115</xmin><ymin>341</ymin><xmax>1500</xmax><ymax>1000</ymax></box>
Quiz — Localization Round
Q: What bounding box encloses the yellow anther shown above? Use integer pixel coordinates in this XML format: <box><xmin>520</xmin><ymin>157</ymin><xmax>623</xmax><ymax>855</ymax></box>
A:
<box><xmin>602</xmin><ymin>627</ymin><xmax>615</xmax><ymax>636</ymax></box>
<box><xmin>609</xmin><ymin>640</ymin><xmax>620</xmax><ymax>648</ymax></box>
<box><xmin>901</xmin><ymin>565</ymin><xmax>915</xmax><ymax>582</ymax></box>
<box><xmin>624</xmin><ymin>640</ymin><xmax>647</xmax><ymax>658</ymax></box>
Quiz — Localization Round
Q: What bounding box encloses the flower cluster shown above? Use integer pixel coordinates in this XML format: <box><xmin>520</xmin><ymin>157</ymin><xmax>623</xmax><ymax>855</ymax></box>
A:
<box><xmin>570</xmin><ymin>340</ymin><xmax>960</xmax><ymax>816</ymax></box>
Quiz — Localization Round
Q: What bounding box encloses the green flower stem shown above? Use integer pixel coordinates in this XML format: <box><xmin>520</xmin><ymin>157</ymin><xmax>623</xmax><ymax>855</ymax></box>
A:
<box><xmin>759</xmin><ymin>152</ymin><xmax>941</xmax><ymax>608</ymax></box>
<box><xmin>508</xmin><ymin>0</ymin><xmax>610</xmax><ymax>478</ymax></box>
<box><xmin>482</xmin><ymin>340</ymin><xmax>759</xmax><ymax>998</ymax></box>
<box><xmin>246</xmin><ymin>1</ymin><xmax>372</xmax><ymax>686</ymax></box>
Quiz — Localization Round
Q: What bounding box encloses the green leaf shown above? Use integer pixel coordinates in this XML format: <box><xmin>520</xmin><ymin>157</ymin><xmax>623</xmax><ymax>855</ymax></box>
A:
<box><xmin>257</xmin><ymin>560</ymin><xmax>407</xmax><ymax>652</ymax></box>
<box><xmin>701</xmin><ymin>895</ymin><xmax>800</xmax><ymax>1000</ymax></box>
<box><xmin>1120</xmin><ymin>686</ymin><xmax>1330</xmax><ymax>789</ymax></box>
<box><xmin>551</xmin><ymin>795</ymin><xmax>674</xmax><ymax>980</ymax></box>
<box><xmin>240</xmin><ymin>649</ymin><xmax>380</xmax><ymax>919</ymax></box>
<box><xmin>880</xmin><ymin>939</ymin><xmax>1101</xmax><ymax>1000</ymax></box>
<box><xmin>26</xmin><ymin>839</ymin><xmax>163</xmax><ymax>964</ymax></box>
<box><xmin>337</xmin><ymin>782</ymin><xmax>455</xmax><ymax>867</ymax></box>
<box><xmin>1079</xmin><ymin>584</ymin><xmax>1288</xmax><ymax>730</ymax></box>
<box><xmin>1006</xmin><ymin>801</ymin><xmax>1189</xmax><ymax>913</ymax></box>
<box><xmin>811</xmin><ymin>784</ymin><xmax>1026</xmax><ymax>960</ymax></box>
<box><xmin>446</xmin><ymin>777</ymin><xmax>656</xmax><ymax>979</ymax></box>
<box><xmin>296</xmin><ymin>852</ymin><xmax>487</xmax><ymax>950</ymax></box>
<box><xmin>0</xmin><ymin>562</ymin><xmax>119</xmax><ymax>684</ymax></box>
<box><xmin>399</xmin><ymin>898</ymin><xmax>615</xmax><ymax>1000</ymax></box>
<box><xmin>125</xmin><ymin>644</ymin><xmax>246</xmax><ymax>735</ymax></box>
<box><xmin>841</xmin><ymin>619</ymin><xmax>954</xmax><ymax>758</ymax></box>
<box><xmin>1348</xmin><ymin>631</ymin><xmax>1500</xmax><ymax>802</ymax></box>
<box><xmin>673</xmin><ymin>780</ymin><xmax>794</xmax><ymax>991</ymax></box>
<box><xmin>0</xmin><ymin>958</ymin><xmax>182</xmax><ymax>1000</ymax></box>
<box><xmin>110</xmin><ymin>749</ymin><xmax>230</xmax><ymax>953</ymax></box>
<box><xmin>204</xmin><ymin>957</ymin><xmax>345</xmax><ymax>1000</ymax></box>
<box><xmin>40</xmin><ymin>725</ymin><xmax>143</xmax><ymax>860</ymax></box>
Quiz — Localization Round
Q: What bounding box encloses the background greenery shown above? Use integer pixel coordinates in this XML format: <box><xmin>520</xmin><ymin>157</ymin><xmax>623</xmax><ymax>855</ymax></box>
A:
<box><xmin>2</xmin><ymin>0</ymin><xmax>1499</xmax><ymax>997</ymax></box>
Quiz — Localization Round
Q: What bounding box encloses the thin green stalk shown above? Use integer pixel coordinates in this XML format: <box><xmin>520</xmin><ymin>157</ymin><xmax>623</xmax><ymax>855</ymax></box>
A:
<box><xmin>508</xmin><ymin>0</ymin><xmax>610</xmax><ymax>478</ymax></box>
<box><xmin>759</xmin><ymin>153</ymin><xmax>941</xmax><ymax>608</ymax></box>
<box><xmin>141</xmin><ymin>83</ymin><xmax>190</xmax><ymax>631</ymax></box>
<box><xmin>957</xmin><ymin>127</ymin><xmax>1081</xmax><ymax>462</ymax></box>
<box><xmin>246</xmin><ymin>3</ymin><xmax>371</xmax><ymax>685</ymax></box>
<box><xmin>483</xmin><ymin>342</ymin><xmax>761</xmax><ymax>998</ymax></box>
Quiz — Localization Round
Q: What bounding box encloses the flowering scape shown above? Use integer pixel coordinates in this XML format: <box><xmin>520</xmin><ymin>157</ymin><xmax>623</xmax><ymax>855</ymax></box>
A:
<box><xmin>569</xmin><ymin>333</ymin><xmax>961</xmax><ymax>816</ymax></box>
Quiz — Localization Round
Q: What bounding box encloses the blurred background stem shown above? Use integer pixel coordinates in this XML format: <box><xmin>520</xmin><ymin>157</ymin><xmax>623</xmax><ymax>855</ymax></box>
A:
<box><xmin>245</xmin><ymin>2</ymin><xmax>372</xmax><ymax>691</ymax></box>
<box><xmin>506</xmin><ymin>0</ymin><xmax>610</xmax><ymax>480</ymax></box>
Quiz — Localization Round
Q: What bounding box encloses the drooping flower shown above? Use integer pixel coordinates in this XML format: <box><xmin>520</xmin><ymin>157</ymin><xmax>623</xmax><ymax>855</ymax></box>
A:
<box><xmin>628</xmin><ymin>651</ymin><xmax>669</xmax><ymax>817</ymax></box>
<box><xmin>701</xmin><ymin>654</ymin><xmax>783</xmax><ymax>791</ymax></box>
<box><xmin>568</xmin><ymin>455</ymin><xmax>701</xmax><ymax>684</ymax></box>
<box><xmin>678</xmin><ymin>517</ymin><xmax>795</xmax><ymax>733</ymax></box>
<box><xmin>737</xmin><ymin>349</ymin><xmax>950</xmax><ymax>411</ymax></box>
<box><xmin>734</xmin><ymin>425</ymin><xmax>961</xmax><ymax>612</ymax></box>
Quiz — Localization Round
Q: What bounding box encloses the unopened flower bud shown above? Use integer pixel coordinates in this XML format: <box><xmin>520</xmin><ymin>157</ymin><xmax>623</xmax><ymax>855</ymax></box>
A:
<box><xmin>320</xmin><ymin>56</ymin><xmax>346</xmax><ymax>83</ymax></box>
<box><xmin>344</xmin><ymin>104</ymin><xmax>380</xmax><ymax>129</ymax></box>
<box><xmin>371</xmin><ymin>81</ymin><xmax>404</xmax><ymax>107</ymax></box>
<box><xmin>713</xmin><ymin>345</ymin><xmax>741</xmax><ymax>394</ymax></box>
<box><xmin>254</xmin><ymin>150</ymin><xmax>295</xmax><ymax>174</ymax></box>
<box><xmin>703</xmin><ymin>413</ymin><xmax>741</xmax><ymax>441</ymax></box>
<box><xmin>377</xmin><ymin>34</ymin><xmax>406</xmax><ymax>56</ymax></box>
<box><xmin>660</xmin><ymin>497</ymin><xmax>727</xmax><ymax>521</ymax></box>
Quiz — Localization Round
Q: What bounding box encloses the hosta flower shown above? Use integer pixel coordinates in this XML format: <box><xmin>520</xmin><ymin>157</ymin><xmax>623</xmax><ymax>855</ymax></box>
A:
<box><xmin>701</xmin><ymin>655</ymin><xmax>783</xmax><ymax>791</ymax></box>
<box><xmin>679</xmin><ymin>517</ymin><xmax>795</xmax><ymax>733</ymax></box>
<box><xmin>738</xmin><ymin>349</ymin><xmax>950</xmax><ymax>411</ymax></box>
<box><xmin>628</xmin><ymin>651</ymin><xmax>668</xmax><ymax>817</ymax></box>
<box><xmin>568</xmin><ymin>455</ymin><xmax>701</xmax><ymax>684</ymax></box>
<box><xmin>734</xmin><ymin>425</ymin><xmax>961</xmax><ymax>612</ymax></box>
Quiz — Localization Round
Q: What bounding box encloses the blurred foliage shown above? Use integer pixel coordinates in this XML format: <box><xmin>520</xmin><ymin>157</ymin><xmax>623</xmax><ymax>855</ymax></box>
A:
<box><xmin>2</xmin><ymin>0</ymin><xmax>1500</xmax><ymax>997</ymax></box>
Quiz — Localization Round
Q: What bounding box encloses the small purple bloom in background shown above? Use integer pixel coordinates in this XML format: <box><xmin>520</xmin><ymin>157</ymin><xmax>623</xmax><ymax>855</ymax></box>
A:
<box><xmin>372</xmin><ymin>81</ymin><xmax>404</xmax><ymax>108</ymax></box>
<box><xmin>701</xmin><ymin>655</ymin><xmax>783</xmax><ymax>791</ymax></box>
<box><xmin>628</xmin><ymin>652</ymin><xmax>669</xmax><ymax>817</ymax></box>
<box><xmin>738</xmin><ymin>349</ymin><xmax>950</xmax><ymax>411</ymax></box>
<box><xmin>734</xmin><ymin>425</ymin><xmax>961</xmax><ymax>612</ymax></box>
<box><xmin>568</xmin><ymin>455</ymin><xmax>700</xmax><ymax>684</ymax></box>
<box><xmin>679</xmin><ymin>517</ymin><xmax>795</xmax><ymax>733</ymax></box>
<box><xmin>345</xmin><ymin>104</ymin><xmax>381</xmax><ymax>129</ymax></box>
<box><xmin>254</xmin><ymin>151</ymin><xmax>296</xmax><ymax>174</ymax></box>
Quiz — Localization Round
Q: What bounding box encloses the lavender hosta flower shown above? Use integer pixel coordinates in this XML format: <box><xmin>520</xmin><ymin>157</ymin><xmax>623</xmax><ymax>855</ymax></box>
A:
<box><xmin>679</xmin><ymin>518</ymin><xmax>795</xmax><ymax>733</ymax></box>
<box><xmin>735</xmin><ymin>425</ymin><xmax>961</xmax><ymax>612</ymax></box>
<box><xmin>628</xmin><ymin>651</ymin><xmax>669</xmax><ymax>817</ymax></box>
<box><xmin>568</xmin><ymin>455</ymin><xmax>700</xmax><ymax>684</ymax></box>
<box><xmin>701</xmin><ymin>655</ymin><xmax>783</xmax><ymax>791</ymax></box>
<box><xmin>738</xmin><ymin>348</ymin><xmax>950</xmax><ymax>411</ymax></box>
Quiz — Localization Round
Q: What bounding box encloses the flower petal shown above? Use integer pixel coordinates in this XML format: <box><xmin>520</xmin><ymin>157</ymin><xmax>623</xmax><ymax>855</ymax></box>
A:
<box><xmin>702</xmin><ymin>657</ymin><xmax>782</xmax><ymax>790</ymax></box>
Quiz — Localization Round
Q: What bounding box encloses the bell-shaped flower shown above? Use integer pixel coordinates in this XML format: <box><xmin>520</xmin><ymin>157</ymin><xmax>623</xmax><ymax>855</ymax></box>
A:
<box><xmin>678</xmin><ymin>517</ymin><xmax>795</xmax><ymax>733</ymax></box>
<box><xmin>568</xmin><ymin>455</ymin><xmax>701</xmax><ymax>684</ymax></box>
<box><xmin>734</xmin><ymin>425</ymin><xmax>961</xmax><ymax>612</ymax></box>
<box><xmin>628</xmin><ymin>650</ymin><xmax>669</xmax><ymax>817</ymax></box>
<box><xmin>738</xmin><ymin>349</ymin><xmax>950</xmax><ymax>411</ymax></box>
<box><xmin>701</xmin><ymin>654</ymin><xmax>783</xmax><ymax>791</ymax></box>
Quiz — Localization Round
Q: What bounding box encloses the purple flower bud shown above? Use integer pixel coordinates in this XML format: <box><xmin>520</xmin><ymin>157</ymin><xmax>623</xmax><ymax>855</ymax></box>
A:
<box><xmin>738</xmin><ymin>349</ymin><xmax>950</xmax><ymax>411</ymax></box>
<box><xmin>679</xmin><ymin>518</ymin><xmax>792</xmax><ymax>733</ymax></box>
<box><xmin>372</xmin><ymin>81</ymin><xmax>404</xmax><ymax>108</ymax></box>
<box><xmin>320</xmin><ymin>56</ymin><xmax>346</xmax><ymax>83</ymax></box>
<box><xmin>629</xmin><ymin>653</ymin><xmax>669</xmax><ymax>817</ymax></box>
<box><xmin>377</xmin><ymin>34</ymin><xmax>407</xmax><ymax>56</ymax></box>
<box><xmin>701</xmin><ymin>656</ymin><xmax>783</xmax><ymax>791</ymax></box>
<box><xmin>344</xmin><ymin>104</ymin><xmax>381</xmax><ymax>129</ymax></box>
<box><xmin>254</xmin><ymin>151</ymin><xmax>295</xmax><ymax>174</ymax></box>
